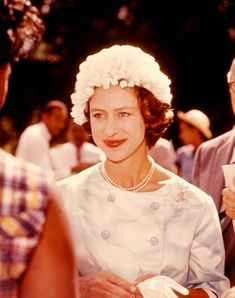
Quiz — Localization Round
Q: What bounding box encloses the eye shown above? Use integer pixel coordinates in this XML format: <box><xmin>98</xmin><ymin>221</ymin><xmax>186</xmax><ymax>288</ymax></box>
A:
<box><xmin>119</xmin><ymin>111</ymin><xmax>131</xmax><ymax>117</ymax></box>
<box><xmin>92</xmin><ymin>112</ymin><xmax>104</xmax><ymax>119</ymax></box>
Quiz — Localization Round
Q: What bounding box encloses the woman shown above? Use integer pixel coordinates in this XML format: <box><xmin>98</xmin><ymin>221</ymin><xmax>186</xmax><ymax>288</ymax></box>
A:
<box><xmin>59</xmin><ymin>45</ymin><xmax>229</xmax><ymax>297</ymax></box>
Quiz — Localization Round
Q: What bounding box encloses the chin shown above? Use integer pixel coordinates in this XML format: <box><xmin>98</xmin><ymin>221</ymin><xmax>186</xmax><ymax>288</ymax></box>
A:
<box><xmin>103</xmin><ymin>152</ymin><xmax>124</xmax><ymax>162</ymax></box>
<box><xmin>105</xmin><ymin>152</ymin><xmax>136</xmax><ymax>164</ymax></box>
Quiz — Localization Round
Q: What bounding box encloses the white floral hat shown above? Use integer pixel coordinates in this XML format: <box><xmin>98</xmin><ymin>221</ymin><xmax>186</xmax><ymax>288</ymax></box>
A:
<box><xmin>71</xmin><ymin>45</ymin><xmax>173</xmax><ymax>125</ymax></box>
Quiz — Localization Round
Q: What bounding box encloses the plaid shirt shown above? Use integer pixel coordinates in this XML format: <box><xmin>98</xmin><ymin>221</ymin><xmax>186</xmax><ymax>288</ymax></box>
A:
<box><xmin>0</xmin><ymin>149</ymin><xmax>54</xmax><ymax>298</ymax></box>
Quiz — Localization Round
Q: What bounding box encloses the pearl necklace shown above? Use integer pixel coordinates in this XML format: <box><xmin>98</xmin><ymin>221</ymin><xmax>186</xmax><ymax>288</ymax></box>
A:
<box><xmin>101</xmin><ymin>158</ymin><xmax>155</xmax><ymax>192</ymax></box>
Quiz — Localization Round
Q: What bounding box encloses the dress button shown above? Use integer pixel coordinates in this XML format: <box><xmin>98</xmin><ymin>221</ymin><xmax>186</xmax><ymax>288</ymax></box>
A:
<box><xmin>150</xmin><ymin>202</ymin><xmax>159</xmax><ymax>211</ymax></box>
<box><xmin>101</xmin><ymin>230</ymin><xmax>110</xmax><ymax>240</ymax></box>
<box><xmin>107</xmin><ymin>194</ymin><xmax>115</xmax><ymax>202</ymax></box>
<box><xmin>150</xmin><ymin>236</ymin><xmax>158</xmax><ymax>246</ymax></box>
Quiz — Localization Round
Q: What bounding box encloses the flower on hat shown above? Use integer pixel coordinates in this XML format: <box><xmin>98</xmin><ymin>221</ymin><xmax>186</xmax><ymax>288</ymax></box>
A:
<box><xmin>71</xmin><ymin>45</ymin><xmax>173</xmax><ymax>125</ymax></box>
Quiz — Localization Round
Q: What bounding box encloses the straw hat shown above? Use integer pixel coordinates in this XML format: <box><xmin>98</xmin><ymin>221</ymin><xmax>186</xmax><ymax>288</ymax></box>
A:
<box><xmin>227</xmin><ymin>58</ymin><xmax>235</xmax><ymax>83</ymax></box>
<box><xmin>177</xmin><ymin>109</ymin><xmax>212</xmax><ymax>139</ymax></box>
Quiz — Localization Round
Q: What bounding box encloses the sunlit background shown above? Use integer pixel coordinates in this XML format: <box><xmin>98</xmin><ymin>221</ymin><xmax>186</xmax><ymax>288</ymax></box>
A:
<box><xmin>1</xmin><ymin>0</ymin><xmax>235</xmax><ymax>152</ymax></box>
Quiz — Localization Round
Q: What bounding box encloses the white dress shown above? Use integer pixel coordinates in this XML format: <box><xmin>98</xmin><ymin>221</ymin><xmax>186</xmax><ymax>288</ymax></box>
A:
<box><xmin>58</xmin><ymin>163</ymin><xmax>229</xmax><ymax>297</ymax></box>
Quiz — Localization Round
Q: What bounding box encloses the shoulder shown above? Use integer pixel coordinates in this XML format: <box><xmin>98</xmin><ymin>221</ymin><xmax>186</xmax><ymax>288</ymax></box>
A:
<box><xmin>57</xmin><ymin>164</ymin><xmax>103</xmax><ymax>212</ymax></box>
<box><xmin>83</xmin><ymin>141</ymin><xmax>98</xmax><ymax>150</ymax></box>
<box><xmin>0</xmin><ymin>150</ymin><xmax>54</xmax><ymax>241</ymax></box>
<box><xmin>58</xmin><ymin>163</ymin><xmax>101</xmax><ymax>192</ymax></box>
<box><xmin>199</xmin><ymin>130</ymin><xmax>234</xmax><ymax>152</ymax></box>
<box><xmin>176</xmin><ymin>144</ymin><xmax>194</xmax><ymax>156</ymax></box>
<box><xmin>19</xmin><ymin>123</ymin><xmax>45</xmax><ymax>143</ymax></box>
<box><xmin>150</xmin><ymin>138</ymin><xmax>173</xmax><ymax>154</ymax></box>
<box><xmin>155</xmin><ymin>138</ymin><xmax>172</xmax><ymax>149</ymax></box>
<box><xmin>51</xmin><ymin>142</ymin><xmax>76</xmax><ymax>153</ymax></box>
<box><xmin>0</xmin><ymin>150</ymin><xmax>54</xmax><ymax>210</ymax></box>
<box><xmin>176</xmin><ymin>144</ymin><xmax>194</xmax><ymax>153</ymax></box>
<box><xmin>81</xmin><ymin>142</ymin><xmax>104</xmax><ymax>156</ymax></box>
<box><xmin>20</xmin><ymin>123</ymin><xmax>39</xmax><ymax>135</ymax></box>
<box><xmin>171</xmin><ymin>173</ymin><xmax>215</xmax><ymax>207</ymax></box>
<box><xmin>0</xmin><ymin>149</ymin><xmax>53</xmax><ymax>180</ymax></box>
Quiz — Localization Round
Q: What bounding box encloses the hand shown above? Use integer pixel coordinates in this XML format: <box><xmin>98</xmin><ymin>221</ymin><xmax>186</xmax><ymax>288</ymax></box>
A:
<box><xmin>222</xmin><ymin>188</ymin><xmax>235</xmax><ymax>219</ymax></box>
<box><xmin>77</xmin><ymin>270</ymin><xmax>138</xmax><ymax>298</ymax></box>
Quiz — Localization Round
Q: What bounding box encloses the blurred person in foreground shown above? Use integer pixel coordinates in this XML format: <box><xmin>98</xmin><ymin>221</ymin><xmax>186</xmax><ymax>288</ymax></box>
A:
<box><xmin>0</xmin><ymin>1</ymin><xmax>76</xmax><ymax>297</ymax></box>
<box><xmin>50</xmin><ymin>119</ymin><xmax>105</xmax><ymax>178</ymax></box>
<box><xmin>193</xmin><ymin>57</ymin><xmax>235</xmax><ymax>286</ymax></box>
<box><xmin>58</xmin><ymin>44</ymin><xmax>229</xmax><ymax>298</ymax></box>
<box><xmin>176</xmin><ymin>109</ymin><xmax>212</xmax><ymax>182</ymax></box>
<box><xmin>15</xmin><ymin>99</ymin><xmax>69</xmax><ymax>180</ymax></box>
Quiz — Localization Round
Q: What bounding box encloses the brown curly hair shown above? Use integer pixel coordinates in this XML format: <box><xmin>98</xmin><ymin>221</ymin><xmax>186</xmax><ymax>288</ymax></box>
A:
<box><xmin>0</xmin><ymin>0</ymin><xmax>44</xmax><ymax>65</ymax></box>
<box><xmin>137</xmin><ymin>87</ymin><xmax>173</xmax><ymax>148</ymax></box>
<box><xmin>83</xmin><ymin>86</ymin><xmax>173</xmax><ymax>149</ymax></box>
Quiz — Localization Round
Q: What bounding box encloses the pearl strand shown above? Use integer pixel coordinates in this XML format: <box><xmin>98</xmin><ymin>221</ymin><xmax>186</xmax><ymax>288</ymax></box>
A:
<box><xmin>101</xmin><ymin>158</ymin><xmax>155</xmax><ymax>192</ymax></box>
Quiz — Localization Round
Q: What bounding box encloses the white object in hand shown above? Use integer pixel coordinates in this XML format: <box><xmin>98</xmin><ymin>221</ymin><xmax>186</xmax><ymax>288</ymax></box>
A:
<box><xmin>137</xmin><ymin>275</ymin><xmax>189</xmax><ymax>298</ymax></box>
<box><xmin>221</xmin><ymin>286</ymin><xmax>235</xmax><ymax>298</ymax></box>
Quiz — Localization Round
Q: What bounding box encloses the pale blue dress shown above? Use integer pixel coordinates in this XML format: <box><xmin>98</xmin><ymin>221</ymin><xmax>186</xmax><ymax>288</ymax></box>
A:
<box><xmin>58</xmin><ymin>163</ymin><xmax>229</xmax><ymax>297</ymax></box>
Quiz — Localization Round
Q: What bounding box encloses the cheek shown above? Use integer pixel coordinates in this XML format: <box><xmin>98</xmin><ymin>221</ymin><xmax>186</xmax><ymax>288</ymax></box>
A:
<box><xmin>90</xmin><ymin>122</ymin><xmax>101</xmax><ymax>141</ymax></box>
<box><xmin>136</xmin><ymin>119</ymin><xmax>146</xmax><ymax>137</ymax></box>
<box><xmin>54</xmin><ymin>121</ymin><xmax>61</xmax><ymax>128</ymax></box>
<box><xmin>140</xmin><ymin>129</ymin><xmax>146</xmax><ymax>143</ymax></box>
<box><xmin>126</xmin><ymin>120</ymin><xmax>145</xmax><ymax>145</ymax></box>
<box><xmin>92</xmin><ymin>133</ymin><xmax>102</xmax><ymax>149</ymax></box>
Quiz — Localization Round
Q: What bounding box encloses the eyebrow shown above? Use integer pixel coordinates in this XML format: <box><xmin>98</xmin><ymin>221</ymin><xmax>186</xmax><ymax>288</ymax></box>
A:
<box><xmin>90</xmin><ymin>106</ymin><xmax>137</xmax><ymax>112</ymax></box>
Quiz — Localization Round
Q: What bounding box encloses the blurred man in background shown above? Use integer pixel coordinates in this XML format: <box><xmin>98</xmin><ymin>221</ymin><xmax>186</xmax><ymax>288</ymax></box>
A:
<box><xmin>193</xmin><ymin>58</ymin><xmax>235</xmax><ymax>286</ymax></box>
<box><xmin>16</xmin><ymin>99</ymin><xmax>69</xmax><ymax>179</ymax></box>
<box><xmin>51</xmin><ymin>119</ymin><xmax>105</xmax><ymax>178</ymax></box>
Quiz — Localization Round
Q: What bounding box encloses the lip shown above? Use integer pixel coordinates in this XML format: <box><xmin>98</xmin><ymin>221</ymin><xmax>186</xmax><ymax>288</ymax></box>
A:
<box><xmin>103</xmin><ymin>139</ymin><xmax>126</xmax><ymax>148</ymax></box>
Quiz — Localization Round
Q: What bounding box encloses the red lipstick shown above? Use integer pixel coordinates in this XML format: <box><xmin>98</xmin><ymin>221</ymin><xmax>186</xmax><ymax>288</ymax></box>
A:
<box><xmin>103</xmin><ymin>139</ymin><xmax>126</xmax><ymax>148</ymax></box>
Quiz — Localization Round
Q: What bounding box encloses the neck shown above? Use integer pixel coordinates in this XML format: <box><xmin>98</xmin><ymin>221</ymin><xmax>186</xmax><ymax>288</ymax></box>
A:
<box><xmin>103</xmin><ymin>138</ymin><xmax>152</xmax><ymax>187</ymax></box>
<box><xmin>104</xmin><ymin>154</ymin><xmax>152</xmax><ymax>189</ymax></box>
<box><xmin>192</xmin><ymin>138</ymin><xmax>204</xmax><ymax>150</ymax></box>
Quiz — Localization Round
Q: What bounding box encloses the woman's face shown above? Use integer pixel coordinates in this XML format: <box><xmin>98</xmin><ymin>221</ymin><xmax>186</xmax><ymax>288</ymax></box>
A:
<box><xmin>178</xmin><ymin>121</ymin><xmax>195</xmax><ymax>145</ymax></box>
<box><xmin>89</xmin><ymin>85</ymin><xmax>146</xmax><ymax>162</ymax></box>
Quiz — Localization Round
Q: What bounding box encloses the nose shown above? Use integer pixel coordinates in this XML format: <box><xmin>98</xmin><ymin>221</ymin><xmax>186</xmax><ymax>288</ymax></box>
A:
<box><xmin>103</xmin><ymin>116</ymin><xmax>118</xmax><ymax>137</ymax></box>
